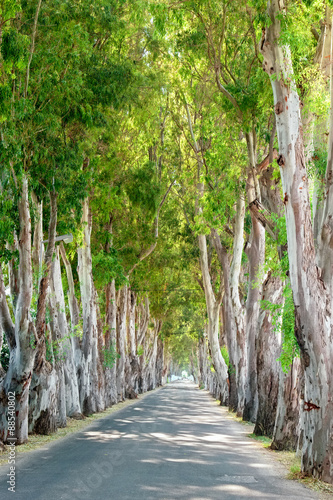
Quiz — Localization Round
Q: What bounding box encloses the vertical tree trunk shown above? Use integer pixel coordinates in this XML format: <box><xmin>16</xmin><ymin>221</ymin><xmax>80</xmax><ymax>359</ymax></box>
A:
<box><xmin>243</xmin><ymin>133</ymin><xmax>265</xmax><ymax>423</ymax></box>
<box><xmin>254</xmin><ymin>273</ymin><xmax>282</xmax><ymax>437</ymax></box>
<box><xmin>77</xmin><ymin>199</ymin><xmax>105</xmax><ymax>414</ymax></box>
<box><xmin>0</xmin><ymin>178</ymin><xmax>37</xmax><ymax>444</ymax></box>
<box><xmin>59</xmin><ymin>242</ymin><xmax>80</xmax><ymax>334</ymax></box>
<box><xmin>155</xmin><ymin>337</ymin><xmax>164</xmax><ymax>387</ymax></box>
<box><xmin>198</xmin><ymin>233</ymin><xmax>229</xmax><ymax>404</ymax></box>
<box><xmin>116</xmin><ymin>285</ymin><xmax>128</xmax><ymax>401</ymax></box>
<box><xmin>105</xmin><ymin>279</ymin><xmax>118</xmax><ymax>405</ymax></box>
<box><xmin>271</xmin><ymin>358</ymin><xmax>302</xmax><ymax>451</ymax></box>
<box><xmin>125</xmin><ymin>289</ymin><xmax>140</xmax><ymax>398</ymax></box>
<box><xmin>261</xmin><ymin>1</ymin><xmax>333</xmax><ymax>481</ymax></box>
<box><xmin>50</xmin><ymin>248</ymin><xmax>81</xmax><ymax>417</ymax></box>
<box><xmin>29</xmin><ymin>190</ymin><xmax>58</xmax><ymax>435</ymax></box>
<box><xmin>211</xmin><ymin>229</ymin><xmax>238</xmax><ymax>412</ymax></box>
<box><xmin>230</xmin><ymin>198</ymin><xmax>247</xmax><ymax>416</ymax></box>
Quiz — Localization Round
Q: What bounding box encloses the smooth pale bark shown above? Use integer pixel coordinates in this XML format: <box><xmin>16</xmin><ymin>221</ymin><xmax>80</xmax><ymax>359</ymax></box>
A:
<box><xmin>212</xmin><ymin>196</ymin><xmax>246</xmax><ymax>414</ymax></box>
<box><xmin>271</xmin><ymin>358</ymin><xmax>302</xmax><ymax>451</ymax></box>
<box><xmin>318</xmin><ymin>11</ymin><xmax>333</xmax><ymax>294</ymax></box>
<box><xmin>243</xmin><ymin>133</ymin><xmax>266</xmax><ymax>423</ymax></box>
<box><xmin>137</xmin><ymin>297</ymin><xmax>150</xmax><ymax>393</ymax></box>
<box><xmin>261</xmin><ymin>1</ymin><xmax>333</xmax><ymax>482</ymax></box>
<box><xmin>116</xmin><ymin>286</ymin><xmax>128</xmax><ymax>400</ymax></box>
<box><xmin>59</xmin><ymin>242</ymin><xmax>80</xmax><ymax>335</ymax></box>
<box><xmin>29</xmin><ymin>190</ymin><xmax>59</xmax><ymax>434</ymax></box>
<box><xmin>31</xmin><ymin>195</ymin><xmax>43</xmax><ymax>272</ymax></box>
<box><xmin>77</xmin><ymin>199</ymin><xmax>105</xmax><ymax>414</ymax></box>
<box><xmin>50</xmin><ymin>248</ymin><xmax>81</xmax><ymax>417</ymax></box>
<box><xmin>125</xmin><ymin>289</ymin><xmax>140</xmax><ymax>398</ymax></box>
<box><xmin>29</xmin><ymin>190</ymin><xmax>58</xmax><ymax>435</ymax></box>
<box><xmin>155</xmin><ymin>337</ymin><xmax>165</xmax><ymax>387</ymax></box>
<box><xmin>306</xmin><ymin>8</ymin><xmax>331</xmax><ymax>245</ymax></box>
<box><xmin>0</xmin><ymin>178</ymin><xmax>37</xmax><ymax>444</ymax></box>
<box><xmin>137</xmin><ymin>296</ymin><xmax>149</xmax><ymax>347</ymax></box>
<box><xmin>142</xmin><ymin>320</ymin><xmax>160</xmax><ymax>391</ymax></box>
<box><xmin>211</xmin><ymin>229</ymin><xmax>238</xmax><ymax>411</ymax></box>
<box><xmin>0</xmin><ymin>267</ymin><xmax>16</xmax><ymax>352</ymax></box>
<box><xmin>35</xmin><ymin>191</ymin><xmax>57</xmax><ymax>371</ymax></box>
<box><xmin>105</xmin><ymin>279</ymin><xmax>118</xmax><ymax>405</ymax></box>
<box><xmin>230</xmin><ymin>197</ymin><xmax>247</xmax><ymax>416</ymax></box>
<box><xmin>199</xmin><ymin>334</ymin><xmax>223</xmax><ymax>400</ymax></box>
<box><xmin>7</xmin><ymin>235</ymin><xmax>19</xmax><ymax>311</ymax></box>
<box><xmin>47</xmin><ymin>289</ymin><xmax>66</xmax><ymax>428</ymax></box>
<box><xmin>198</xmin><ymin>232</ymin><xmax>228</xmax><ymax>403</ymax></box>
<box><xmin>254</xmin><ymin>273</ymin><xmax>282</xmax><ymax>437</ymax></box>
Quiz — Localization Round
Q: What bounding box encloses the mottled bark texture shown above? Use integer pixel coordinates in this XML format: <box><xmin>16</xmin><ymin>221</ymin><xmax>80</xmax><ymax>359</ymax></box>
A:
<box><xmin>0</xmin><ymin>178</ymin><xmax>37</xmax><ymax>444</ymax></box>
<box><xmin>77</xmin><ymin>199</ymin><xmax>105</xmax><ymax>414</ymax></box>
<box><xmin>254</xmin><ymin>273</ymin><xmax>282</xmax><ymax>437</ymax></box>
<box><xmin>198</xmin><ymin>232</ymin><xmax>228</xmax><ymax>404</ymax></box>
<box><xmin>271</xmin><ymin>358</ymin><xmax>302</xmax><ymax>451</ymax></box>
<box><xmin>261</xmin><ymin>1</ymin><xmax>333</xmax><ymax>482</ymax></box>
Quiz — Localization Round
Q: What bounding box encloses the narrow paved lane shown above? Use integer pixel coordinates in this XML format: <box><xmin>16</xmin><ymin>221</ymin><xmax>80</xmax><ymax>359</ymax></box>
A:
<box><xmin>0</xmin><ymin>381</ymin><xmax>316</xmax><ymax>499</ymax></box>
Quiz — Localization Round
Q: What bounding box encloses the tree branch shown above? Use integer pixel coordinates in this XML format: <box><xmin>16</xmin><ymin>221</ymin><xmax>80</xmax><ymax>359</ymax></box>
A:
<box><xmin>25</xmin><ymin>0</ymin><xmax>43</xmax><ymax>98</ymax></box>
<box><xmin>0</xmin><ymin>267</ymin><xmax>16</xmax><ymax>351</ymax></box>
<box><xmin>128</xmin><ymin>180</ymin><xmax>175</xmax><ymax>276</ymax></box>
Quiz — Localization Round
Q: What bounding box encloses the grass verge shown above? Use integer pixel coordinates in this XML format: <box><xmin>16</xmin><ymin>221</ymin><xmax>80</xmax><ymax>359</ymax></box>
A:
<box><xmin>247</xmin><ymin>431</ymin><xmax>333</xmax><ymax>497</ymax></box>
<box><xmin>224</xmin><ymin>407</ymin><xmax>333</xmax><ymax>498</ymax></box>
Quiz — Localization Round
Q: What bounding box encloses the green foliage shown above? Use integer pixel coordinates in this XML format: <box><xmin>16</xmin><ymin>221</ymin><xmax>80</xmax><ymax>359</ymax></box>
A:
<box><xmin>137</xmin><ymin>344</ymin><xmax>144</xmax><ymax>356</ymax></box>
<box><xmin>126</xmin><ymin>161</ymin><xmax>162</xmax><ymax>215</ymax></box>
<box><xmin>45</xmin><ymin>327</ymin><xmax>83</xmax><ymax>364</ymax></box>
<box><xmin>92</xmin><ymin>248</ymin><xmax>127</xmax><ymax>289</ymax></box>
<box><xmin>102</xmin><ymin>342</ymin><xmax>120</xmax><ymax>369</ymax></box>
<box><xmin>261</xmin><ymin>281</ymin><xmax>299</xmax><ymax>373</ymax></box>
<box><xmin>220</xmin><ymin>345</ymin><xmax>229</xmax><ymax>368</ymax></box>
<box><xmin>0</xmin><ymin>337</ymin><xmax>10</xmax><ymax>371</ymax></box>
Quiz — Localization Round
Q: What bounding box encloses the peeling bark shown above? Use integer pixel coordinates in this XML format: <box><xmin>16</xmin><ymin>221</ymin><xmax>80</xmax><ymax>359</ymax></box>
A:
<box><xmin>77</xmin><ymin>199</ymin><xmax>105</xmax><ymax>414</ymax></box>
<box><xmin>116</xmin><ymin>285</ymin><xmax>128</xmax><ymax>400</ymax></box>
<box><xmin>254</xmin><ymin>273</ymin><xmax>282</xmax><ymax>437</ymax></box>
<box><xmin>105</xmin><ymin>279</ymin><xmax>118</xmax><ymax>405</ymax></box>
<box><xmin>271</xmin><ymin>358</ymin><xmax>302</xmax><ymax>451</ymax></box>
<box><xmin>261</xmin><ymin>1</ymin><xmax>333</xmax><ymax>481</ymax></box>
<box><xmin>198</xmin><ymin>232</ymin><xmax>228</xmax><ymax>403</ymax></box>
<box><xmin>243</xmin><ymin>133</ymin><xmax>265</xmax><ymax>423</ymax></box>
<box><xmin>0</xmin><ymin>177</ymin><xmax>37</xmax><ymax>444</ymax></box>
<box><xmin>50</xmin><ymin>248</ymin><xmax>81</xmax><ymax>417</ymax></box>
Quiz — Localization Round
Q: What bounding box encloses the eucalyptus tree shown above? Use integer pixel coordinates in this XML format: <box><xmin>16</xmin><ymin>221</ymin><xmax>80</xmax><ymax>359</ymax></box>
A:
<box><xmin>0</xmin><ymin>0</ymin><xmax>143</xmax><ymax>438</ymax></box>
<box><xmin>260</xmin><ymin>0</ymin><xmax>333</xmax><ymax>482</ymax></box>
<box><xmin>154</xmin><ymin>0</ymin><xmax>281</xmax><ymax>420</ymax></box>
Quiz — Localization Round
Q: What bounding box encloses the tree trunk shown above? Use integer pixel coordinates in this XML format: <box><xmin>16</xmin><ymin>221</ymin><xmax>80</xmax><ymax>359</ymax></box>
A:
<box><xmin>155</xmin><ymin>337</ymin><xmax>164</xmax><ymax>387</ymax></box>
<box><xmin>271</xmin><ymin>358</ymin><xmax>302</xmax><ymax>451</ymax></box>
<box><xmin>198</xmin><ymin>232</ymin><xmax>229</xmax><ymax>404</ymax></box>
<box><xmin>116</xmin><ymin>285</ymin><xmax>128</xmax><ymax>401</ymax></box>
<box><xmin>230</xmin><ymin>198</ymin><xmax>247</xmax><ymax>416</ymax></box>
<box><xmin>105</xmin><ymin>279</ymin><xmax>118</xmax><ymax>405</ymax></box>
<box><xmin>261</xmin><ymin>1</ymin><xmax>333</xmax><ymax>482</ymax></box>
<box><xmin>0</xmin><ymin>177</ymin><xmax>37</xmax><ymax>444</ymax></box>
<box><xmin>254</xmin><ymin>273</ymin><xmax>282</xmax><ymax>437</ymax></box>
<box><xmin>29</xmin><ymin>190</ymin><xmax>58</xmax><ymax>435</ymax></box>
<box><xmin>77</xmin><ymin>199</ymin><xmax>105</xmax><ymax>415</ymax></box>
<box><xmin>243</xmin><ymin>133</ymin><xmax>265</xmax><ymax>423</ymax></box>
<box><xmin>50</xmin><ymin>248</ymin><xmax>81</xmax><ymax>417</ymax></box>
<box><xmin>211</xmin><ymin>229</ymin><xmax>238</xmax><ymax>412</ymax></box>
<box><xmin>125</xmin><ymin>289</ymin><xmax>140</xmax><ymax>398</ymax></box>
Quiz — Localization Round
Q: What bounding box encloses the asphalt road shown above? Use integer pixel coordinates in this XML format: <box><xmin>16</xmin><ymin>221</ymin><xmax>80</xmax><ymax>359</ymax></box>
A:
<box><xmin>0</xmin><ymin>380</ymin><xmax>317</xmax><ymax>500</ymax></box>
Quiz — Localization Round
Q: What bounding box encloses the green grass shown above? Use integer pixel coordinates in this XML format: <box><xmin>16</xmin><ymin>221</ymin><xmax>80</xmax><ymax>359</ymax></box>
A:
<box><xmin>247</xmin><ymin>433</ymin><xmax>272</xmax><ymax>448</ymax></box>
<box><xmin>226</xmin><ymin>410</ymin><xmax>333</xmax><ymax>498</ymax></box>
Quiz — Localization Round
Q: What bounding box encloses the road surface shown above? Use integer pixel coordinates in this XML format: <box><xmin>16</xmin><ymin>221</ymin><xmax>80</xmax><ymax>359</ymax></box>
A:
<box><xmin>0</xmin><ymin>380</ymin><xmax>317</xmax><ymax>499</ymax></box>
